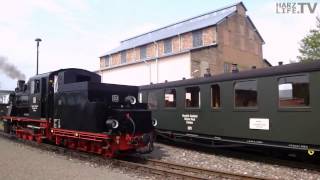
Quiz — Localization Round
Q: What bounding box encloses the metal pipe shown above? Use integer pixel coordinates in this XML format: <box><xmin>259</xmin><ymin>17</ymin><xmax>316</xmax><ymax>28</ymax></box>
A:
<box><xmin>35</xmin><ymin>38</ymin><xmax>42</xmax><ymax>75</ymax></box>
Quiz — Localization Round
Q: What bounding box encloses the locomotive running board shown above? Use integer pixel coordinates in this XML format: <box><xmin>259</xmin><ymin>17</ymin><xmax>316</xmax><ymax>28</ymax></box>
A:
<box><xmin>51</xmin><ymin>128</ymin><xmax>111</xmax><ymax>142</ymax></box>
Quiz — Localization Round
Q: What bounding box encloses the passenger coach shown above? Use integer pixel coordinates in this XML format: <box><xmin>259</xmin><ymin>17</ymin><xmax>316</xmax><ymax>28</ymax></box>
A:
<box><xmin>139</xmin><ymin>61</ymin><xmax>320</xmax><ymax>155</ymax></box>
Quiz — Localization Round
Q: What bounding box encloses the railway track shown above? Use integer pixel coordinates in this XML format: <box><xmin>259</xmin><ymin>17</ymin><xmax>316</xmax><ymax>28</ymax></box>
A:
<box><xmin>0</xmin><ymin>131</ymin><xmax>268</xmax><ymax>179</ymax></box>
<box><xmin>158</xmin><ymin>139</ymin><xmax>320</xmax><ymax>173</ymax></box>
<box><xmin>122</xmin><ymin>156</ymin><xmax>269</xmax><ymax>179</ymax></box>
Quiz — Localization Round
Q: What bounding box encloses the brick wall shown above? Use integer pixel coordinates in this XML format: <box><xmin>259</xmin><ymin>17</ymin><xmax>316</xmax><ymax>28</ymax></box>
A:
<box><xmin>181</xmin><ymin>32</ymin><xmax>192</xmax><ymax>50</ymax></box>
<box><xmin>102</xmin><ymin>26</ymin><xmax>217</xmax><ymax>68</ymax></box>
<box><xmin>126</xmin><ymin>48</ymin><xmax>135</xmax><ymax>63</ymax></box>
<box><xmin>111</xmin><ymin>53</ymin><xmax>120</xmax><ymax>66</ymax></box>
<box><xmin>135</xmin><ymin>48</ymin><xmax>140</xmax><ymax>61</ymax></box>
<box><xmin>147</xmin><ymin>43</ymin><xmax>156</xmax><ymax>58</ymax></box>
<box><xmin>100</xmin><ymin>4</ymin><xmax>263</xmax><ymax>74</ymax></box>
<box><xmin>158</xmin><ymin>41</ymin><xmax>164</xmax><ymax>56</ymax></box>
<box><xmin>172</xmin><ymin>36</ymin><xmax>180</xmax><ymax>53</ymax></box>
<box><xmin>190</xmin><ymin>47</ymin><xmax>218</xmax><ymax>77</ymax></box>
<box><xmin>214</xmin><ymin>9</ymin><xmax>264</xmax><ymax>74</ymax></box>
<box><xmin>202</xmin><ymin>26</ymin><xmax>217</xmax><ymax>46</ymax></box>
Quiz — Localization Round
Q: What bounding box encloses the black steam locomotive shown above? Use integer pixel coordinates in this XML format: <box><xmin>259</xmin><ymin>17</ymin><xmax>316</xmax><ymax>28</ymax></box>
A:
<box><xmin>0</xmin><ymin>68</ymin><xmax>154</xmax><ymax>157</ymax></box>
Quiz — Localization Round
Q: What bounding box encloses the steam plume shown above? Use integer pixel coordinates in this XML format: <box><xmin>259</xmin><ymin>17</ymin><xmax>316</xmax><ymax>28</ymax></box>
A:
<box><xmin>0</xmin><ymin>56</ymin><xmax>26</xmax><ymax>80</ymax></box>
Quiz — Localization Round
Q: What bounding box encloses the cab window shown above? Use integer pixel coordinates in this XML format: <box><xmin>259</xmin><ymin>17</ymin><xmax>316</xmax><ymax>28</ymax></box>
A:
<box><xmin>31</xmin><ymin>80</ymin><xmax>40</xmax><ymax>94</ymax></box>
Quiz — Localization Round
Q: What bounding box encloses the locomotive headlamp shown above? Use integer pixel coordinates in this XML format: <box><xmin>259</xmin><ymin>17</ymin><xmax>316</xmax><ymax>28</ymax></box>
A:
<box><xmin>106</xmin><ymin>119</ymin><xmax>119</xmax><ymax>129</ymax></box>
<box><xmin>152</xmin><ymin>118</ymin><xmax>158</xmax><ymax>127</ymax></box>
<box><xmin>125</xmin><ymin>96</ymin><xmax>137</xmax><ymax>105</ymax></box>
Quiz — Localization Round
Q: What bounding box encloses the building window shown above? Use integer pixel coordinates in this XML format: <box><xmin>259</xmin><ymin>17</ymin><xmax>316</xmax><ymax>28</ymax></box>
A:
<box><xmin>278</xmin><ymin>75</ymin><xmax>310</xmax><ymax>107</ymax></box>
<box><xmin>104</xmin><ymin>56</ymin><xmax>110</xmax><ymax>67</ymax></box>
<box><xmin>211</xmin><ymin>85</ymin><xmax>221</xmax><ymax>108</ymax></box>
<box><xmin>121</xmin><ymin>51</ymin><xmax>126</xmax><ymax>64</ymax></box>
<box><xmin>192</xmin><ymin>30</ymin><xmax>203</xmax><ymax>48</ymax></box>
<box><xmin>147</xmin><ymin>91</ymin><xmax>158</xmax><ymax>109</ymax></box>
<box><xmin>164</xmin><ymin>38</ymin><xmax>172</xmax><ymax>54</ymax></box>
<box><xmin>234</xmin><ymin>80</ymin><xmax>257</xmax><ymax>108</ymax></box>
<box><xmin>185</xmin><ymin>86</ymin><xmax>200</xmax><ymax>108</ymax></box>
<box><xmin>224</xmin><ymin>63</ymin><xmax>230</xmax><ymax>73</ymax></box>
<box><xmin>140</xmin><ymin>45</ymin><xmax>147</xmax><ymax>60</ymax></box>
<box><xmin>164</xmin><ymin>88</ymin><xmax>176</xmax><ymax>108</ymax></box>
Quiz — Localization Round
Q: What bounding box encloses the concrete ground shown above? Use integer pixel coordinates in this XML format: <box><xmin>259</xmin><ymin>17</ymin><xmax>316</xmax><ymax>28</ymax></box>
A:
<box><xmin>0</xmin><ymin>137</ymin><xmax>135</xmax><ymax>180</ymax></box>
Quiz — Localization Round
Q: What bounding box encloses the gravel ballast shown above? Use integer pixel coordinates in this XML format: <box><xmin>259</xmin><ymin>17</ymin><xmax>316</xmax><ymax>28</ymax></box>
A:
<box><xmin>142</xmin><ymin>143</ymin><xmax>320</xmax><ymax>180</ymax></box>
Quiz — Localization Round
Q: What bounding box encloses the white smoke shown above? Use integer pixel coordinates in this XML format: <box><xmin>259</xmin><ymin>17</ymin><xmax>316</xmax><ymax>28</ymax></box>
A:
<box><xmin>0</xmin><ymin>56</ymin><xmax>26</xmax><ymax>80</ymax></box>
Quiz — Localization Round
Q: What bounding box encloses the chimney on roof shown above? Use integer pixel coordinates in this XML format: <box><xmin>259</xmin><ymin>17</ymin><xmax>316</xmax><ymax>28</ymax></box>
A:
<box><xmin>278</xmin><ymin>61</ymin><xmax>283</xmax><ymax>66</ymax></box>
<box><xmin>182</xmin><ymin>77</ymin><xmax>186</xmax><ymax>80</ymax></box>
<box><xmin>204</xmin><ymin>68</ymin><xmax>212</xmax><ymax>77</ymax></box>
<box><xmin>231</xmin><ymin>64</ymin><xmax>239</xmax><ymax>73</ymax></box>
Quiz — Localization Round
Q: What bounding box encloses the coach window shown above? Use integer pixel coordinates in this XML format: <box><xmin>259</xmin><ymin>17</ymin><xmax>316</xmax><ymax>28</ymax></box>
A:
<box><xmin>211</xmin><ymin>84</ymin><xmax>221</xmax><ymax>108</ymax></box>
<box><xmin>234</xmin><ymin>80</ymin><xmax>257</xmax><ymax>108</ymax></box>
<box><xmin>278</xmin><ymin>75</ymin><xmax>310</xmax><ymax>107</ymax></box>
<box><xmin>164</xmin><ymin>89</ymin><xmax>176</xmax><ymax>108</ymax></box>
<box><xmin>147</xmin><ymin>91</ymin><xmax>158</xmax><ymax>109</ymax></box>
<box><xmin>185</xmin><ymin>86</ymin><xmax>200</xmax><ymax>108</ymax></box>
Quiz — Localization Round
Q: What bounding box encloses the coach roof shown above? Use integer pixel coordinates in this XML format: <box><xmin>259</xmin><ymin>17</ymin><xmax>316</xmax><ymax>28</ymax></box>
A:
<box><xmin>140</xmin><ymin>61</ymin><xmax>320</xmax><ymax>90</ymax></box>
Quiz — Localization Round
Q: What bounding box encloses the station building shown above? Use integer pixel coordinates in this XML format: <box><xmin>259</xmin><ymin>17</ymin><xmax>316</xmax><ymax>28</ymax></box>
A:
<box><xmin>98</xmin><ymin>2</ymin><xmax>270</xmax><ymax>85</ymax></box>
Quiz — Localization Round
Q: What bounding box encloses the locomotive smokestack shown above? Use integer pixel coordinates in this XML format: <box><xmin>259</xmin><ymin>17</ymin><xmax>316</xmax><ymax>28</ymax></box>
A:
<box><xmin>278</xmin><ymin>61</ymin><xmax>283</xmax><ymax>66</ymax></box>
<box><xmin>204</xmin><ymin>68</ymin><xmax>212</xmax><ymax>77</ymax></box>
<box><xmin>17</xmin><ymin>80</ymin><xmax>25</xmax><ymax>91</ymax></box>
<box><xmin>0</xmin><ymin>56</ymin><xmax>26</xmax><ymax>80</ymax></box>
<box><xmin>252</xmin><ymin>66</ymin><xmax>256</xmax><ymax>69</ymax></box>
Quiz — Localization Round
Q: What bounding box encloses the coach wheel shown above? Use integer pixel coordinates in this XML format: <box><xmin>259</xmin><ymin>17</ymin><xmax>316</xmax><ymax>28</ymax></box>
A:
<box><xmin>308</xmin><ymin>149</ymin><xmax>315</xmax><ymax>156</ymax></box>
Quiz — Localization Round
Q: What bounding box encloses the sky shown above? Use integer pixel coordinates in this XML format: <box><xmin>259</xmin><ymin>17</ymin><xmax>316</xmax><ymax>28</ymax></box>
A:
<box><xmin>0</xmin><ymin>0</ymin><xmax>319</xmax><ymax>90</ymax></box>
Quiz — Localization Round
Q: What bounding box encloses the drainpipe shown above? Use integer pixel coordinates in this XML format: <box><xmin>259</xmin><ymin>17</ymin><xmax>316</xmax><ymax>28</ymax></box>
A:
<box><xmin>178</xmin><ymin>34</ymin><xmax>181</xmax><ymax>51</ymax></box>
<box><xmin>142</xmin><ymin>59</ymin><xmax>151</xmax><ymax>84</ymax></box>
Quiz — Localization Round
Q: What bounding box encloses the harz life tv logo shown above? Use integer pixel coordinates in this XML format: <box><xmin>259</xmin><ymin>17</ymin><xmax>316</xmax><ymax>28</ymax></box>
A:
<box><xmin>276</xmin><ymin>2</ymin><xmax>318</xmax><ymax>14</ymax></box>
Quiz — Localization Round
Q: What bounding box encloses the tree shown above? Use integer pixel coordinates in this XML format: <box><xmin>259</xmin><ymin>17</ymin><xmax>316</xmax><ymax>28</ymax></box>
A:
<box><xmin>297</xmin><ymin>16</ymin><xmax>320</xmax><ymax>61</ymax></box>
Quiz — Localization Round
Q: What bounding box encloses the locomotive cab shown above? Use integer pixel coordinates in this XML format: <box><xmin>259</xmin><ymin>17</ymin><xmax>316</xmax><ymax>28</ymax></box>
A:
<box><xmin>28</xmin><ymin>73</ymin><xmax>51</xmax><ymax>118</ymax></box>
